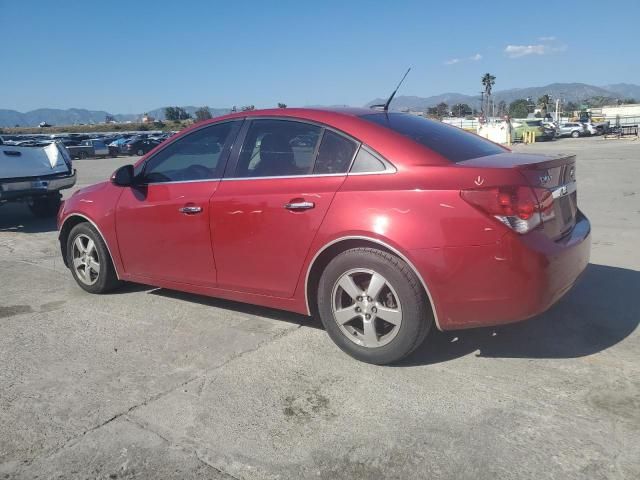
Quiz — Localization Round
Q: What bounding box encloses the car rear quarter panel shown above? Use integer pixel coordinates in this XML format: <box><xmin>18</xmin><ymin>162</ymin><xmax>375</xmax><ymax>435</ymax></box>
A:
<box><xmin>293</xmin><ymin>162</ymin><xmax>537</xmax><ymax>329</ymax></box>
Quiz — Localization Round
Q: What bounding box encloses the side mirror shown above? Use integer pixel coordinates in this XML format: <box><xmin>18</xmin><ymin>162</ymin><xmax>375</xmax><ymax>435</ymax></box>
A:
<box><xmin>111</xmin><ymin>164</ymin><xmax>135</xmax><ymax>186</ymax></box>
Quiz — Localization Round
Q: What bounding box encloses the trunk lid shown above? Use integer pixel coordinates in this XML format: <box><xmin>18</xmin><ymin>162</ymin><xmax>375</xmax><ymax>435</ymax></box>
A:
<box><xmin>459</xmin><ymin>152</ymin><xmax>578</xmax><ymax>240</ymax></box>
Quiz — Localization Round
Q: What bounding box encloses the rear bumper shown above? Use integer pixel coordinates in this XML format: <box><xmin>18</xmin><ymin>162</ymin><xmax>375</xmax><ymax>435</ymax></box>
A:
<box><xmin>411</xmin><ymin>211</ymin><xmax>591</xmax><ymax>330</ymax></box>
<box><xmin>0</xmin><ymin>169</ymin><xmax>77</xmax><ymax>202</ymax></box>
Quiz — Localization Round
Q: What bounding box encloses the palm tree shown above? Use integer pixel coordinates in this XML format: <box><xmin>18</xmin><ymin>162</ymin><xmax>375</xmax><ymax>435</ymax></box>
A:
<box><xmin>481</xmin><ymin>73</ymin><xmax>496</xmax><ymax>96</ymax></box>
<box><xmin>537</xmin><ymin>95</ymin><xmax>551</xmax><ymax>117</ymax></box>
<box><xmin>481</xmin><ymin>73</ymin><xmax>496</xmax><ymax>116</ymax></box>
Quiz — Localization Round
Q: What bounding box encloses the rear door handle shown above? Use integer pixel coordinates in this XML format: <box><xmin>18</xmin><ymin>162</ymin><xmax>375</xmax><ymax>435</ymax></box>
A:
<box><xmin>284</xmin><ymin>201</ymin><xmax>315</xmax><ymax>210</ymax></box>
<box><xmin>179</xmin><ymin>205</ymin><xmax>203</xmax><ymax>214</ymax></box>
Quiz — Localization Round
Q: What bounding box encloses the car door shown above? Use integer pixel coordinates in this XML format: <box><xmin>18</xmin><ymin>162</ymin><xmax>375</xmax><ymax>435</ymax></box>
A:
<box><xmin>115</xmin><ymin>120</ymin><xmax>241</xmax><ymax>286</ymax></box>
<box><xmin>210</xmin><ymin>119</ymin><xmax>359</xmax><ymax>297</ymax></box>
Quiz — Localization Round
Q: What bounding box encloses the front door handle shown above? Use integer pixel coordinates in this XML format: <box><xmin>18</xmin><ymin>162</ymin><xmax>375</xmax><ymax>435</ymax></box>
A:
<box><xmin>284</xmin><ymin>201</ymin><xmax>315</xmax><ymax>210</ymax></box>
<box><xmin>179</xmin><ymin>205</ymin><xmax>203</xmax><ymax>214</ymax></box>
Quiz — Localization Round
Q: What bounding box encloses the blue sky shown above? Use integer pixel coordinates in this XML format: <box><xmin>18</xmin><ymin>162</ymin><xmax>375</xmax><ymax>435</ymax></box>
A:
<box><xmin>1</xmin><ymin>0</ymin><xmax>638</xmax><ymax>113</ymax></box>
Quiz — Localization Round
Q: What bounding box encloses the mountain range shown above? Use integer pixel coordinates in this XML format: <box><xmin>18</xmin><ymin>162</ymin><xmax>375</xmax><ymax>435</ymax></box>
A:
<box><xmin>367</xmin><ymin>82</ymin><xmax>640</xmax><ymax>111</ymax></box>
<box><xmin>0</xmin><ymin>106</ymin><xmax>231</xmax><ymax>128</ymax></box>
<box><xmin>1</xmin><ymin>83</ymin><xmax>639</xmax><ymax>127</ymax></box>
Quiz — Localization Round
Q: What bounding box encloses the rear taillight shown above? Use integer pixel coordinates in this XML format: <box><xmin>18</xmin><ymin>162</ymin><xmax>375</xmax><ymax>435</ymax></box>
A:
<box><xmin>461</xmin><ymin>186</ymin><xmax>553</xmax><ymax>234</ymax></box>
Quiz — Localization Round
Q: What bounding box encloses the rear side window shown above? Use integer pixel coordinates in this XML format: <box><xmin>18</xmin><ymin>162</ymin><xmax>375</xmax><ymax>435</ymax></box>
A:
<box><xmin>350</xmin><ymin>148</ymin><xmax>387</xmax><ymax>173</ymax></box>
<box><xmin>235</xmin><ymin>120</ymin><xmax>321</xmax><ymax>177</ymax></box>
<box><xmin>360</xmin><ymin>113</ymin><xmax>504</xmax><ymax>162</ymax></box>
<box><xmin>313</xmin><ymin>130</ymin><xmax>357</xmax><ymax>174</ymax></box>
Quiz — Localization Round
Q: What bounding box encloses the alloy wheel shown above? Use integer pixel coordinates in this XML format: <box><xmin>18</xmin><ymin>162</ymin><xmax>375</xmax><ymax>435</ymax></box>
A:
<box><xmin>71</xmin><ymin>234</ymin><xmax>101</xmax><ymax>285</ymax></box>
<box><xmin>331</xmin><ymin>268</ymin><xmax>403</xmax><ymax>348</ymax></box>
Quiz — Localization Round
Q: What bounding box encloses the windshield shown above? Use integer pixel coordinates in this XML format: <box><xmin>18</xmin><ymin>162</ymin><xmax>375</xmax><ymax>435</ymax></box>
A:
<box><xmin>360</xmin><ymin>113</ymin><xmax>504</xmax><ymax>162</ymax></box>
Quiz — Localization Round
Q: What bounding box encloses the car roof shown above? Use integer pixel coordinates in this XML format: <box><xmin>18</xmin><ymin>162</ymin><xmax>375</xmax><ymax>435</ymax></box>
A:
<box><xmin>207</xmin><ymin>107</ymin><xmax>372</xmax><ymax>123</ymax></box>
<box><xmin>180</xmin><ymin>107</ymin><xmax>451</xmax><ymax>167</ymax></box>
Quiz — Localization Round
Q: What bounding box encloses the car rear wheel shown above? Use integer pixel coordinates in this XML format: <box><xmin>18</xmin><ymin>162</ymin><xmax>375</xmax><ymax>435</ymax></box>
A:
<box><xmin>137</xmin><ymin>149</ymin><xmax>144</xmax><ymax>156</ymax></box>
<box><xmin>79</xmin><ymin>151</ymin><xmax>89</xmax><ymax>159</ymax></box>
<box><xmin>28</xmin><ymin>194</ymin><xmax>61</xmax><ymax>218</ymax></box>
<box><xmin>571</xmin><ymin>131</ymin><xmax>580</xmax><ymax>138</ymax></box>
<box><xmin>66</xmin><ymin>223</ymin><xmax>121</xmax><ymax>294</ymax></box>
<box><xmin>317</xmin><ymin>248</ymin><xmax>432</xmax><ymax>365</ymax></box>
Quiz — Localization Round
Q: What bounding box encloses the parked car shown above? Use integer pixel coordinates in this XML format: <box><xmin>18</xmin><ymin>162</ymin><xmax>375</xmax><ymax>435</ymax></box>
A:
<box><xmin>1</xmin><ymin>142</ymin><xmax>76</xmax><ymax>217</ymax></box>
<box><xmin>57</xmin><ymin>108</ymin><xmax>590</xmax><ymax>365</ymax></box>
<box><xmin>67</xmin><ymin>139</ymin><xmax>109</xmax><ymax>159</ymax></box>
<box><xmin>556</xmin><ymin>122</ymin><xmax>587</xmax><ymax>138</ymax></box>
<box><xmin>512</xmin><ymin>119</ymin><xmax>555</xmax><ymax>142</ymax></box>
<box><xmin>58</xmin><ymin>138</ymin><xmax>81</xmax><ymax>147</ymax></box>
<box><xmin>581</xmin><ymin>122</ymin><xmax>599</xmax><ymax>136</ymax></box>
<box><xmin>124</xmin><ymin>139</ymin><xmax>160</xmax><ymax>156</ymax></box>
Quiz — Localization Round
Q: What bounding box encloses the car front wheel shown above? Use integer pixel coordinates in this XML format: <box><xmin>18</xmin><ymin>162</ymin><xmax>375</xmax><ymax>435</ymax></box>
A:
<box><xmin>66</xmin><ymin>223</ymin><xmax>121</xmax><ymax>294</ymax></box>
<box><xmin>571</xmin><ymin>131</ymin><xmax>580</xmax><ymax>138</ymax></box>
<box><xmin>317</xmin><ymin>248</ymin><xmax>432</xmax><ymax>364</ymax></box>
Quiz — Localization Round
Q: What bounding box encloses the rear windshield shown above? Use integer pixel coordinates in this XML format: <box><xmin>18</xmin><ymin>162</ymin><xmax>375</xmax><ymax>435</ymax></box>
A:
<box><xmin>360</xmin><ymin>112</ymin><xmax>504</xmax><ymax>162</ymax></box>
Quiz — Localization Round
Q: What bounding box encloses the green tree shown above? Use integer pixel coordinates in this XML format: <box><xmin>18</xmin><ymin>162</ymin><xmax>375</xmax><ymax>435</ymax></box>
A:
<box><xmin>425</xmin><ymin>106</ymin><xmax>437</xmax><ymax>117</ymax></box>
<box><xmin>451</xmin><ymin>103</ymin><xmax>472</xmax><ymax>117</ymax></box>
<box><xmin>620</xmin><ymin>98</ymin><xmax>637</xmax><ymax>104</ymax></box>
<box><xmin>436</xmin><ymin>102</ymin><xmax>449</xmax><ymax>118</ymax></box>
<box><xmin>497</xmin><ymin>100</ymin><xmax>507</xmax><ymax>116</ymax></box>
<box><xmin>194</xmin><ymin>107</ymin><xmax>212</xmax><ymax>122</ymax></box>
<box><xmin>164</xmin><ymin>107</ymin><xmax>177</xmax><ymax>121</ymax></box>
<box><xmin>277</xmin><ymin>103</ymin><xmax>287</xmax><ymax>108</ymax></box>
<box><xmin>509</xmin><ymin>99</ymin><xmax>530</xmax><ymax>118</ymax></box>
<box><xmin>164</xmin><ymin>106</ymin><xmax>191</xmax><ymax>121</ymax></box>
<box><xmin>241</xmin><ymin>105</ymin><xmax>255</xmax><ymax>111</ymax></box>
<box><xmin>563</xmin><ymin>101</ymin><xmax>578</xmax><ymax>116</ymax></box>
<box><xmin>585</xmin><ymin>96</ymin><xmax>616</xmax><ymax>108</ymax></box>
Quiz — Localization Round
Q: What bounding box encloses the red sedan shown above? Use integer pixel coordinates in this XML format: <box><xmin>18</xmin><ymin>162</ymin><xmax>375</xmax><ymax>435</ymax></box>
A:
<box><xmin>57</xmin><ymin>108</ymin><xmax>591</xmax><ymax>364</ymax></box>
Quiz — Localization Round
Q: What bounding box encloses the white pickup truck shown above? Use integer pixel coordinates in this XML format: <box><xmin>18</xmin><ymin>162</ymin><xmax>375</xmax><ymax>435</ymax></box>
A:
<box><xmin>0</xmin><ymin>140</ymin><xmax>76</xmax><ymax>217</ymax></box>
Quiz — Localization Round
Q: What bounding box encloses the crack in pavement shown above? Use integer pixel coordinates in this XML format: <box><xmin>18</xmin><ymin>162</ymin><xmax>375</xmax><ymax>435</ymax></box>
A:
<box><xmin>124</xmin><ymin>415</ymin><xmax>241</xmax><ymax>480</ymax></box>
<box><xmin>12</xmin><ymin>323</ymin><xmax>304</xmax><ymax>476</ymax></box>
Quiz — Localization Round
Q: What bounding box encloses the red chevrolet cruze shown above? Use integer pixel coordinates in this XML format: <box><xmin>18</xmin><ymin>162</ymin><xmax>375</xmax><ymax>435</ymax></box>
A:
<box><xmin>58</xmin><ymin>108</ymin><xmax>591</xmax><ymax>364</ymax></box>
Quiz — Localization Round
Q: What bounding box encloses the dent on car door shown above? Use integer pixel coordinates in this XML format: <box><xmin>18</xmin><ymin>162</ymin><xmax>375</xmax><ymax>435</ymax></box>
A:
<box><xmin>115</xmin><ymin>121</ymin><xmax>241</xmax><ymax>286</ymax></box>
<box><xmin>210</xmin><ymin>119</ymin><xmax>359</xmax><ymax>297</ymax></box>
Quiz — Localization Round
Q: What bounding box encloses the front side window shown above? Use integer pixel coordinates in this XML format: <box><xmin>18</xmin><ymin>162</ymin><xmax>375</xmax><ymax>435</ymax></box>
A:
<box><xmin>143</xmin><ymin>122</ymin><xmax>235</xmax><ymax>183</ymax></box>
<box><xmin>235</xmin><ymin>120</ymin><xmax>321</xmax><ymax>177</ymax></box>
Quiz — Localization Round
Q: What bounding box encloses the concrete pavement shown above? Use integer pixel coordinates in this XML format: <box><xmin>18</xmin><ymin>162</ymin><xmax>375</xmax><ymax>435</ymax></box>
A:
<box><xmin>1</xmin><ymin>137</ymin><xmax>638</xmax><ymax>479</ymax></box>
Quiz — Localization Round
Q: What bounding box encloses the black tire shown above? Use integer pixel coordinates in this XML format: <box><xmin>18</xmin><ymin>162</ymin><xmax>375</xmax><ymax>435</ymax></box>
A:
<box><xmin>137</xmin><ymin>149</ymin><xmax>144</xmax><ymax>156</ymax></box>
<box><xmin>28</xmin><ymin>194</ymin><xmax>61</xmax><ymax>218</ymax></box>
<box><xmin>317</xmin><ymin>248</ymin><xmax>432</xmax><ymax>365</ymax></box>
<box><xmin>79</xmin><ymin>151</ymin><xmax>89</xmax><ymax>159</ymax></box>
<box><xmin>571</xmin><ymin>130</ymin><xmax>580</xmax><ymax>138</ymax></box>
<box><xmin>66</xmin><ymin>222</ymin><xmax>121</xmax><ymax>294</ymax></box>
